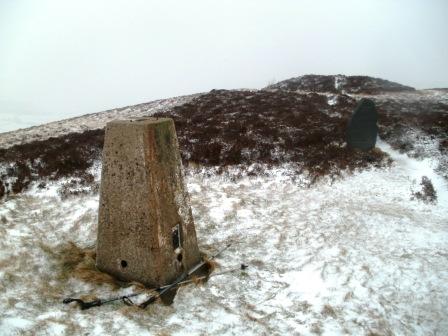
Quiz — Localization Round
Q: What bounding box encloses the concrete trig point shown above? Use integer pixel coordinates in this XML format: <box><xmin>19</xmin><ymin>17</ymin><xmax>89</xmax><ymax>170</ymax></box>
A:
<box><xmin>96</xmin><ymin>118</ymin><xmax>201</xmax><ymax>287</ymax></box>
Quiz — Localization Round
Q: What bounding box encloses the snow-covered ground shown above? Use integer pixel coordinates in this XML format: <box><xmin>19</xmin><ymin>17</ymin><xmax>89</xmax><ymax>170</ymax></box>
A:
<box><xmin>0</xmin><ymin>139</ymin><xmax>447</xmax><ymax>335</ymax></box>
<box><xmin>0</xmin><ymin>94</ymin><xmax>200</xmax><ymax>149</ymax></box>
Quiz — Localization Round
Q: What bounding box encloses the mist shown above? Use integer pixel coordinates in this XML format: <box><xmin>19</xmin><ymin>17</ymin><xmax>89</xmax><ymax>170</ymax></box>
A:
<box><xmin>0</xmin><ymin>0</ymin><xmax>447</xmax><ymax>132</ymax></box>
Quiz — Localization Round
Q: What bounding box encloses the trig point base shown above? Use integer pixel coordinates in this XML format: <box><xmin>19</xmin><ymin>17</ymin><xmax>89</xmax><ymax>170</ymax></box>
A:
<box><xmin>96</xmin><ymin>118</ymin><xmax>201</xmax><ymax>287</ymax></box>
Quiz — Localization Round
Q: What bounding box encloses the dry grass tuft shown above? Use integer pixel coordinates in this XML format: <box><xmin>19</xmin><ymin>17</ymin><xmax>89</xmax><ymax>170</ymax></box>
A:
<box><xmin>52</xmin><ymin>242</ymin><xmax>220</xmax><ymax>305</ymax></box>
<box><xmin>310</xmin><ymin>322</ymin><xmax>323</xmax><ymax>334</ymax></box>
<box><xmin>321</xmin><ymin>304</ymin><xmax>337</xmax><ymax>318</ymax></box>
<box><xmin>188</xmin><ymin>275</ymin><xmax>205</xmax><ymax>286</ymax></box>
<box><xmin>203</xmin><ymin>258</ymin><xmax>218</xmax><ymax>274</ymax></box>
<box><xmin>175</xmin><ymin>256</ymin><xmax>219</xmax><ymax>288</ymax></box>
<box><xmin>56</xmin><ymin>241</ymin><xmax>121</xmax><ymax>289</ymax></box>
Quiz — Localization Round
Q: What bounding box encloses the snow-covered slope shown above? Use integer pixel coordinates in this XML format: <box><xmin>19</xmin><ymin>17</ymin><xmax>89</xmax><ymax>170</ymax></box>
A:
<box><xmin>0</xmin><ymin>141</ymin><xmax>447</xmax><ymax>335</ymax></box>
<box><xmin>0</xmin><ymin>94</ymin><xmax>200</xmax><ymax>149</ymax></box>
<box><xmin>0</xmin><ymin>75</ymin><xmax>447</xmax><ymax>335</ymax></box>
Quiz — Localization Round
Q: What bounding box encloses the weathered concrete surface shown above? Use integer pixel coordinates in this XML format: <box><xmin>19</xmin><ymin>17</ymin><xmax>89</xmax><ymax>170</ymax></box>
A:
<box><xmin>346</xmin><ymin>98</ymin><xmax>378</xmax><ymax>151</ymax></box>
<box><xmin>96</xmin><ymin>118</ymin><xmax>201</xmax><ymax>287</ymax></box>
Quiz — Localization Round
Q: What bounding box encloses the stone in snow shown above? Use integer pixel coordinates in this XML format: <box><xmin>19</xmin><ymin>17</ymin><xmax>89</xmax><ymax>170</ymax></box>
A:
<box><xmin>346</xmin><ymin>98</ymin><xmax>378</xmax><ymax>151</ymax></box>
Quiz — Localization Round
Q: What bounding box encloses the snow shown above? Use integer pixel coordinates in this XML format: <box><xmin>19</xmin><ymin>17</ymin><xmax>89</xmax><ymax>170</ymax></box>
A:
<box><xmin>0</xmin><ymin>94</ymin><xmax>201</xmax><ymax>148</ymax></box>
<box><xmin>0</xmin><ymin>317</ymin><xmax>34</xmax><ymax>334</ymax></box>
<box><xmin>0</xmin><ymin>140</ymin><xmax>447</xmax><ymax>335</ymax></box>
<box><xmin>326</xmin><ymin>95</ymin><xmax>338</xmax><ymax>106</ymax></box>
<box><xmin>334</xmin><ymin>75</ymin><xmax>345</xmax><ymax>92</ymax></box>
<box><xmin>378</xmin><ymin>139</ymin><xmax>448</xmax><ymax>205</ymax></box>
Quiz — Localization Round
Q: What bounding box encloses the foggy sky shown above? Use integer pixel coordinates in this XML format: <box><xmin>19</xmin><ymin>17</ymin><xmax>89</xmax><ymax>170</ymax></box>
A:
<box><xmin>1</xmin><ymin>0</ymin><xmax>447</xmax><ymax>133</ymax></box>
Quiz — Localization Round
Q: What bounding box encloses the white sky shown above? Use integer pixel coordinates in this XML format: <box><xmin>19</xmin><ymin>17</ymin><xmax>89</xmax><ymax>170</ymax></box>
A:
<box><xmin>0</xmin><ymin>0</ymin><xmax>447</xmax><ymax>132</ymax></box>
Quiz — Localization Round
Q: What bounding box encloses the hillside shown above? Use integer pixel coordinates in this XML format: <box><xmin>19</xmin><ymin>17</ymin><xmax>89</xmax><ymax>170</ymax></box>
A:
<box><xmin>265</xmin><ymin>74</ymin><xmax>415</xmax><ymax>94</ymax></box>
<box><xmin>1</xmin><ymin>75</ymin><xmax>447</xmax><ymax>198</ymax></box>
<box><xmin>0</xmin><ymin>75</ymin><xmax>447</xmax><ymax>335</ymax></box>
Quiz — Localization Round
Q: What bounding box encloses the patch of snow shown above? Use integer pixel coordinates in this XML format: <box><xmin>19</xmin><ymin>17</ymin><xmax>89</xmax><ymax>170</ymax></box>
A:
<box><xmin>327</xmin><ymin>95</ymin><xmax>338</xmax><ymax>106</ymax></box>
<box><xmin>0</xmin><ymin>317</ymin><xmax>34</xmax><ymax>334</ymax></box>
<box><xmin>334</xmin><ymin>75</ymin><xmax>345</xmax><ymax>91</ymax></box>
<box><xmin>377</xmin><ymin>138</ymin><xmax>448</xmax><ymax>205</ymax></box>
